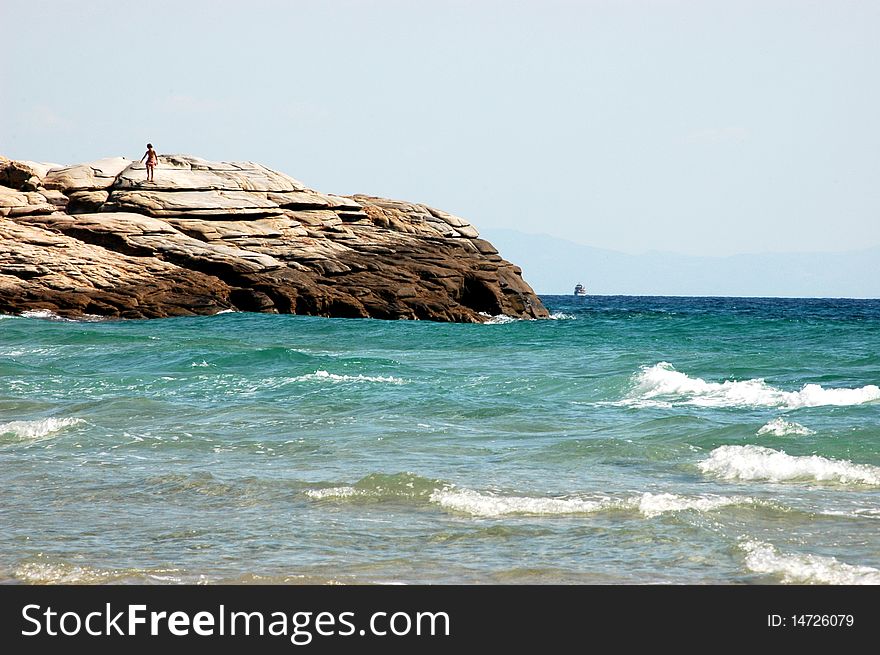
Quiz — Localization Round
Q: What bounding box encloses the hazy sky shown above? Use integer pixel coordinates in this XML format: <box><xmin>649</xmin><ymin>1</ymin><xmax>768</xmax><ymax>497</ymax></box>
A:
<box><xmin>2</xmin><ymin>0</ymin><xmax>878</xmax><ymax>257</ymax></box>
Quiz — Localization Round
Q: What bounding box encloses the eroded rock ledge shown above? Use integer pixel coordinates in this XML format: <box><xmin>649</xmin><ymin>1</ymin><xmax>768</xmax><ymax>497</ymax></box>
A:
<box><xmin>0</xmin><ymin>155</ymin><xmax>547</xmax><ymax>322</ymax></box>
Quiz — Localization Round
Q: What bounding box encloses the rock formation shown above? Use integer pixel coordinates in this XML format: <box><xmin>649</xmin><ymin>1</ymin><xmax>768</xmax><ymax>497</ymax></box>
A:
<box><xmin>0</xmin><ymin>154</ymin><xmax>547</xmax><ymax>322</ymax></box>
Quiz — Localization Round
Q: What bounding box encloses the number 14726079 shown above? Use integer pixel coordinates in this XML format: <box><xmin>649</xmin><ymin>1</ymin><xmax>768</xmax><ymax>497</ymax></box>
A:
<box><xmin>768</xmin><ymin>614</ymin><xmax>854</xmax><ymax>628</ymax></box>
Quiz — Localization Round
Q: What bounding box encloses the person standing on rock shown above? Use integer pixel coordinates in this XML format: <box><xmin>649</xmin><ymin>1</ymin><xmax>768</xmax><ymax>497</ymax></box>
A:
<box><xmin>140</xmin><ymin>143</ymin><xmax>158</xmax><ymax>183</ymax></box>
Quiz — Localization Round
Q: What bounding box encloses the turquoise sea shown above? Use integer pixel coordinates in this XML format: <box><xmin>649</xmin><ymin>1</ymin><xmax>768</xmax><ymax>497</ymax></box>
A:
<box><xmin>1</xmin><ymin>296</ymin><xmax>878</xmax><ymax>584</ymax></box>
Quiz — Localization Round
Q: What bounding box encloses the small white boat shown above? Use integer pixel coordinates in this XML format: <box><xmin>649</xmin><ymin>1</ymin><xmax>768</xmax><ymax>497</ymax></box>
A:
<box><xmin>574</xmin><ymin>284</ymin><xmax>587</xmax><ymax>296</ymax></box>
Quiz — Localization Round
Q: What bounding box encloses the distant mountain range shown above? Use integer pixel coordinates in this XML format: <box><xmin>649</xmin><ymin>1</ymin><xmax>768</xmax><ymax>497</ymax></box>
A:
<box><xmin>483</xmin><ymin>228</ymin><xmax>880</xmax><ymax>298</ymax></box>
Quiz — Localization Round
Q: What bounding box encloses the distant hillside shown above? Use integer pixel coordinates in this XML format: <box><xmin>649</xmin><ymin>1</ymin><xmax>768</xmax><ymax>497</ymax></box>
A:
<box><xmin>483</xmin><ymin>228</ymin><xmax>880</xmax><ymax>298</ymax></box>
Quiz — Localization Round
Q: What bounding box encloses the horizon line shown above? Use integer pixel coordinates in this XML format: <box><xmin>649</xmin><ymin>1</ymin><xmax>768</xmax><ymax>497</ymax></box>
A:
<box><xmin>484</xmin><ymin>227</ymin><xmax>880</xmax><ymax>259</ymax></box>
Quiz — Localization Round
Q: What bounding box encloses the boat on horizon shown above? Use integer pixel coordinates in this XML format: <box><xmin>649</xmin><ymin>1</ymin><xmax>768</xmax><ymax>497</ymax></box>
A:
<box><xmin>574</xmin><ymin>283</ymin><xmax>587</xmax><ymax>296</ymax></box>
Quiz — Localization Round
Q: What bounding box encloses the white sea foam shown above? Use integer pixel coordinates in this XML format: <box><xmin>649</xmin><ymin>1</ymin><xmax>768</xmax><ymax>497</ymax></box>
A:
<box><xmin>0</xmin><ymin>417</ymin><xmax>84</xmax><ymax>441</ymax></box>
<box><xmin>17</xmin><ymin>310</ymin><xmax>106</xmax><ymax>322</ymax></box>
<box><xmin>623</xmin><ymin>362</ymin><xmax>880</xmax><ymax>409</ymax></box>
<box><xmin>190</xmin><ymin>360</ymin><xmax>212</xmax><ymax>367</ymax></box>
<box><xmin>429</xmin><ymin>488</ymin><xmax>609</xmax><ymax>517</ymax></box>
<box><xmin>305</xmin><ymin>486</ymin><xmax>360</xmax><ymax>500</ymax></box>
<box><xmin>740</xmin><ymin>540</ymin><xmax>880</xmax><ymax>585</ymax></box>
<box><xmin>14</xmin><ymin>562</ymin><xmax>122</xmax><ymax>584</ymax></box>
<box><xmin>14</xmin><ymin>562</ymin><xmax>116</xmax><ymax>584</ymax></box>
<box><xmin>479</xmin><ymin>313</ymin><xmax>518</xmax><ymax>325</ymax></box>
<box><xmin>14</xmin><ymin>561</ymin><xmax>187</xmax><ymax>584</ymax></box>
<box><xmin>477</xmin><ymin>311</ymin><xmax>574</xmax><ymax>323</ymax></box>
<box><xmin>19</xmin><ymin>309</ymin><xmax>66</xmax><ymax>320</ymax></box>
<box><xmin>295</xmin><ymin>370</ymin><xmax>406</xmax><ymax>384</ymax></box>
<box><xmin>634</xmin><ymin>492</ymin><xmax>757</xmax><ymax>518</ymax></box>
<box><xmin>310</xmin><ymin>482</ymin><xmax>764</xmax><ymax>520</ymax></box>
<box><xmin>822</xmin><ymin>508</ymin><xmax>880</xmax><ymax>520</ymax></box>
<box><xmin>850</xmin><ymin>508</ymin><xmax>880</xmax><ymax>519</ymax></box>
<box><xmin>757</xmin><ymin>418</ymin><xmax>815</xmax><ymax>437</ymax></box>
<box><xmin>698</xmin><ymin>445</ymin><xmax>880</xmax><ymax>486</ymax></box>
<box><xmin>2</xmin><ymin>347</ymin><xmax>57</xmax><ymax>357</ymax></box>
<box><xmin>429</xmin><ymin>488</ymin><xmax>757</xmax><ymax>519</ymax></box>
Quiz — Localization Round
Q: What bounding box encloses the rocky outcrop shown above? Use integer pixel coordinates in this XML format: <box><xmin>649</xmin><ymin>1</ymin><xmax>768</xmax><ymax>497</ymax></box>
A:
<box><xmin>0</xmin><ymin>154</ymin><xmax>547</xmax><ymax>322</ymax></box>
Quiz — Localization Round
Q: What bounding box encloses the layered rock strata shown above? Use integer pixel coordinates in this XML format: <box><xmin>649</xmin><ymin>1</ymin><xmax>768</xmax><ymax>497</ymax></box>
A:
<box><xmin>0</xmin><ymin>155</ymin><xmax>547</xmax><ymax>322</ymax></box>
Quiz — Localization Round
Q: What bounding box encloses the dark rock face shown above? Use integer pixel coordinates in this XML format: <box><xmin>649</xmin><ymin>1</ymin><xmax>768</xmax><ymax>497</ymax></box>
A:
<box><xmin>0</xmin><ymin>155</ymin><xmax>547</xmax><ymax>322</ymax></box>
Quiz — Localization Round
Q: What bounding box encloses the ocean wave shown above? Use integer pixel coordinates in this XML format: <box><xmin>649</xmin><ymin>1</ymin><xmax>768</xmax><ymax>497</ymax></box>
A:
<box><xmin>0</xmin><ymin>417</ymin><xmax>84</xmax><ymax>442</ymax></box>
<box><xmin>821</xmin><ymin>508</ymin><xmax>880</xmax><ymax>520</ymax></box>
<box><xmin>740</xmin><ymin>540</ymin><xmax>880</xmax><ymax>585</ymax></box>
<box><xmin>478</xmin><ymin>312</ymin><xmax>574</xmax><ymax>323</ymax></box>
<box><xmin>17</xmin><ymin>310</ymin><xmax>107</xmax><ymax>322</ymax></box>
<box><xmin>19</xmin><ymin>309</ymin><xmax>68</xmax><ymax>321</ymax></box>
<box><xmin>308</xmin><ymin>475</ymin><xmax>770</xmax><ymax>519</ymax></box>
<box><xmin>479</xmin><ymin>313</ymin><xmax>518</xmax><ymax>324</ymax></box>
<box><xmin>634</xmin><ymin>492</ymin><xmax>759</xmax><ymax>518</ymax></box>
<box><xmin>13</xmin><ymin>561</ymin><xmax>190</xmax><ymax>585</ymax></box>
<box><xmin>622</xmin><ymin>362</ymin><xmax>880</xmax><ymax>409</ymax></box>
<box><xmin>429</xmin><ymin>488</ymin><xmax>610</xmax><ymax>517</ymax></box>
<box><xmin>1</xmin><ymin>346</ymin><xmax>60</xmax><ymax>357</ymax></box>
<box><xmin>757</xmin><ymin>418</ymin><xmax>815</xmax><ymax>437</ymax></box>
<box><xmin>144</xmin><ymin>472</ymin><xmax>238</xmax><ymax>498</ymax></box>
<box><xmin>306</xmin><ymin>472</ymin><xmax>440</xmax><ymax>501</ymax></box>
<box><xmin>430</xmin><ymin>488</ymin><xmax>761</xmax><ymax>519</ymax></box>
<box><xmin>305</xmin><ymin>486</ymin><xmax>361</xmax><ymax>500</ymax></box>
<box><xmin>698</xmin><ymin>445</ymin><xmax>880</xmax><ymax>486</ymax></box>
<box><xmin>308</xmin><ymin>480</ymin><xmax>613</xmax><ymax>516</ymax></box>
<box><xmin>294</xmin><ymin>370</ymin><xmax>406</xmax><ymax>384</ymax></box>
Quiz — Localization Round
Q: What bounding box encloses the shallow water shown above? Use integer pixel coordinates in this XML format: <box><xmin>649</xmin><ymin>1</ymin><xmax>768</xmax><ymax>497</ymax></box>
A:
<box><xmin>1</xmin><ymin>296</ymin><xmax>878</xmax><ymax>584</ymax></box>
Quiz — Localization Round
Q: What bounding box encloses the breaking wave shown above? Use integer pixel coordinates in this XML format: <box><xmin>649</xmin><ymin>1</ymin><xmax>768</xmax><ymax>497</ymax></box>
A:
<box><xmin>622</xmin><ymin>362</ymin><xmax>880</xmax><ymax>409</ymax></box>
<box><xmin>17</xmin><ymin>310</ymin><xmax>106</xmax><ymax>322</ymax></box>
<box><xmin>307</xmin><ymin>476</ymin><xmax>765</xmax><ymax>519</ymax></box>
<box><xmin>633</xmin><ymin>492</ymin><xmax>759</xmax><ymax>518</ymax></box>
<box><xmin>429</xmin><ymin>488</ymin><xmax>609</xmax><ymax>517</ymax></box>
<box><xmin>740</xmin><ymin>540</ymin><xmax>880</xmax><ymax>585</ymax></box>
<box><xmin>19</xmin><ymin>309</ymin><xmax>68</xmax><ymax>321</ymax></box>
<box><xmin>757</xmin><ymin>418</ymin><xmax>815</xmax><ymax>437</ymax></box>
<box><xmin>479</xmin><ymin>313</ymin><xmax>518</xmax><ymax>325</ymax></box>
<box><xmin>294</xmin><ymin>370</ymin><xmax>406</xmax><ymax>384</ymax></box>
<box><xmin>431</xmin><ymin>489</ymin><xmax>766</xmax><ymax>518</ymax></box>
<box><xmin>305</xmin><ymin>473</ymin><xmax>440</xmax><ymax>502</ymax></box>
<box><xmin>478</xmin><ymin>312</ymin><xmax>574</xmax><ymax>324</ymax></box>
<box><xmin>0</xmin><ymin>417</ymin><xmax>84</xmax><ymax>442</ymax></box>
<box><xmin>698</xmin><ymin>445</ymin><xmax>880</xmax><ymax>486</ymax></box>
<box><xmin>12</xmin><ymin>560</ymin><xmax>190</xmax><ymax>585</ymax></box>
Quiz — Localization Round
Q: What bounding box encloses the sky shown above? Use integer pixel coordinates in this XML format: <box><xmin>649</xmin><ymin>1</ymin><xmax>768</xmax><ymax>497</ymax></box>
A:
<box><xmin>2</xmin><ymin>0</ymin><xmax>879</xmax><ymax>262</ymax></box>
